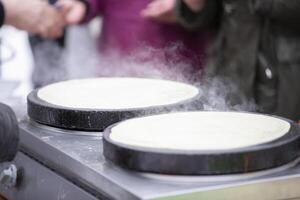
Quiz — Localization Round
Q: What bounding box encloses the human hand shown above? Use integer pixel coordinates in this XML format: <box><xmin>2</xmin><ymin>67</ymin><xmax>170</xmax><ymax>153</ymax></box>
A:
<box><xmin>141</xmin><ymin>0</ymin><xmax>177</xmax><ymax>24</ymax></box>
<box><xmin>56</xmin><ymin>0</ymin><xmax>87</xmax><ymax>25</ymax></box>
<box><xmin>2</xmin><ymin>0</ymin><xmax>65</xmax><ymax>39</ymax></box>
<box><xmin>183</xmin><ymin>0</ymin><xmax>206</xmax><ymax>13</ymax></box>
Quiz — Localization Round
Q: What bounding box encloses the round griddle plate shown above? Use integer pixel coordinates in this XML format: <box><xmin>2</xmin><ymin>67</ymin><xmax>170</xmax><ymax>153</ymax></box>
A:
<box><xmin>27</xmin><ymin>90</ymin><xmax>202</xmax><ymax>131</ymax></box>
<box><xmin>103</xmin><ymin>116</ymin><xmax>300</xmax><ymax>175</ymax></box>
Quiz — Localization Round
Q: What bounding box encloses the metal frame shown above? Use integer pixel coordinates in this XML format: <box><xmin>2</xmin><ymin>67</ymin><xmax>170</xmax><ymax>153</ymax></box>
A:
<box><xmin>5</xmin><ymin>120</ymin><xmax>299</xmax><ymax>200</ymax></box>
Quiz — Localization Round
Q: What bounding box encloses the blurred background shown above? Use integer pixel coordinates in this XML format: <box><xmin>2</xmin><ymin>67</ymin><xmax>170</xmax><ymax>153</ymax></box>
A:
<box><xmin>0</xmin><ymin>18</ymin><xmax>102</xmax><ymax>117</ymax></box>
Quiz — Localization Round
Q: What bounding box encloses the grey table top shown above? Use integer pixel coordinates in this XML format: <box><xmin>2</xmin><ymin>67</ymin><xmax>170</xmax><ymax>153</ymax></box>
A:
<box><xmin>18</xmin><ymin>119</ymin><xmax>300</xmax><ymax>200</ymax></box>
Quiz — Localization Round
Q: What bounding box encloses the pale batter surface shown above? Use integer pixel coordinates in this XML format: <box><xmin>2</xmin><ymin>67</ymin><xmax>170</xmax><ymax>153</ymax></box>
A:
<box><xmin>110</xmin><ymin>112</ymin><xmax>291</xmax><ymax>150</ymax></box>
<box><xmin>37</xmin><ymin>78</ymin><xmax>199</xmax><ymax>110</ymax></box>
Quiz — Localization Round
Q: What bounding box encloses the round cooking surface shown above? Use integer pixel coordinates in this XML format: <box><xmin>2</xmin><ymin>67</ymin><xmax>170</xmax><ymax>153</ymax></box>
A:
<box><xmin>28</xmin><ymin>78</ymin><xmax>201</xmax><ymax>131</ymax></box>
<box><xmin>103</xmin><ymin>111</ymin><xmax>300</xmax><ymax>175</ymax></box>
<box><xmin>37</xmin><ymin>78</ymin><xmax>198</xmax><ymax>109</ymax></box>
<box><xmin>110</xmin><ymin>112</ymin><xmax>290</xmax><ymax>150</ymax></box>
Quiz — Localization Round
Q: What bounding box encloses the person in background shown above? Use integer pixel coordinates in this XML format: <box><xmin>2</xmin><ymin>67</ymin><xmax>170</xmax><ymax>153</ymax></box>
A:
<box><xmin>145</xmin><ymin>0</ymin><xmax>300</xmax><ymax>122</ymax></box>
<box><xmin>29</xmin><ymin>0</ymin><xmax>68</xmax><ymax>89</ymax></box>
<box><xmin>0</xmin><ymin>0</ymin><xmax>64</xmax><ymax>38</ymax></box>
<box><xmin>0</xmin><ymin>0</ymin><xmax>63</xmax><ymax>189</ymax></box>
<box><xmin>0</xmin><ymin>0</ymin><xmax>69</xmax><ymax>88</ymax></box>
<box><xmin>56</xmin><ymin>0</ymin><xmax>212</xmax><ymax>80</ymax></box>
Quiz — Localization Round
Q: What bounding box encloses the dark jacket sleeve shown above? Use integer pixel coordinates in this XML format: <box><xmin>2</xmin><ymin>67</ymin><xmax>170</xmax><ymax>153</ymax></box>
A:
<box><xmin>80</xmin><ymin>0</ymin><xmax>104</xmax><ymax>23</ymax></box>
<box><xmin>0</xmin><ymin>103</ymin><xmax>19</xmax><ymax>162</ymax></box>
<box><xmin>0</xmin><ymin>1</ymin><xmax>5</xmax><ymax>28</ymax></box>
<box><xmin>175</xmin><ymin>0</ymin><xmax>220</xmax><ymax>30</ymax></box>
<box><xmin>253</xmin><ymin>0</ymin><xmax>300</xmax><ymax>27</ymax></box>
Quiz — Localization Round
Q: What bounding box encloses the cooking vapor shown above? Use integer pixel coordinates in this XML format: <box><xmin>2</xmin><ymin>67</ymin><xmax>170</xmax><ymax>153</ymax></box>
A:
<box><xmin>32</xmin><ymin>27</ymin><xmax>256</xmax><ymax>113</ymax></box>
<box><xmin>1</xmin><ymin>30</ymin><xmax>299</xmax><ymax>199</ymax></box>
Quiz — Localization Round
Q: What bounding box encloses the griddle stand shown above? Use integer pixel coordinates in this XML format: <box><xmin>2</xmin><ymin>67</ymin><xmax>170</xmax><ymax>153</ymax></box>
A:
<box><xmin>1</xmin><ymin>120</ymin><xmax>300</xmax><ymax>200</ymax></box>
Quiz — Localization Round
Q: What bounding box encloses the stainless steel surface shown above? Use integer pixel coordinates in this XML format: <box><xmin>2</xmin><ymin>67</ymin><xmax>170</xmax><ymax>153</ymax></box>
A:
<box><xmin>17</xmin><ymin>119</ymin><xmax>300</xmax><ymax>200</ymax></box>
<box><xmin>0</xmin><ymin>164</ymin><xmax>17</xmax><ymax>189</ymax></box>
<box><xmin>29</xmin><ymin>119</ymin><xmax>101</xmax><ymax>137</ymax></box>
<box><xmin>0</xmin><ymin>152</ymin><xmax>99</xmax><ymax>200</ymax></box>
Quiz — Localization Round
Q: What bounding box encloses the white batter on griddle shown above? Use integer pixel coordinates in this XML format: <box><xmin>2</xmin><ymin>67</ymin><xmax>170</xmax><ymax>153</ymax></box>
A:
<box><xmin>37</xmin><ymin>78</ymin><xmax>199</xmax><ymax>109</ymax></box>
<box><xmin>110</xmin><ymin>112</ymin><xmax>291</xmax><ymax>150</ymax></box>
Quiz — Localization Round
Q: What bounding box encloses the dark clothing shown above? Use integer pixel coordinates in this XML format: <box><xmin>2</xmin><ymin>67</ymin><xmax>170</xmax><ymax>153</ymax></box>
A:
<box><xmin>0</xmin><ymin>103</ymin><xmax>19</xmax><ymax>162</ymax></box>
<box><xmin>29</xmin><ymin>38</ymin><xmax>66</xmax><ymax>88</ymax></box>
<box><xmin>0</xmin><ymin>1</ymin><xmax>4</xmax><ymax>28</ymax></box>
<box><xmin>176</xmin><ymin>0</ymin><xmax>300</xmax><ymax>121</ymax></box>
<box><xmin>82</xmin><ymin>0</ymin><xmax>211</xmax><ymax>78</ymax></box>
<box><xmin>30</xmin><ymin>0</ymin><xmax>67</xmax><ymax>88</ymax></box>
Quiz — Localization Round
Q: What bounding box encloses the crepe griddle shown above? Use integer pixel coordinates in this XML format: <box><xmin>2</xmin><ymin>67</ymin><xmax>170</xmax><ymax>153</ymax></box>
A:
<box><xmin>103</xmin><ymin>114</ymin><xmax>300</xmax><ymax>175</ymax></box>
<box><xmin>27</xmin><ymin>83</ymin><xmax>202</xmax><ymax>131</ymax></box>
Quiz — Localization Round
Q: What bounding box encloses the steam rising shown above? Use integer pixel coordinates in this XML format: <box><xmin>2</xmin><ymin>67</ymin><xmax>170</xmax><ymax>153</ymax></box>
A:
<box><xmin>196</xmin><ymin>77</ymin><xmax>257</xmax><ymax>112</ymax></box>
<box><xmin>32</xmin><ymin>26</ymin><xmax>256</xmax><ymax>113</ymax></box>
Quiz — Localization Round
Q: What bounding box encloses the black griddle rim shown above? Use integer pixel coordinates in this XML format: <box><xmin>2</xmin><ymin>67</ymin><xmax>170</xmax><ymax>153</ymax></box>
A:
<box><xmin>103</xmin><ymin>112</ymin><xmax>300</xmax><ymax>175</ymax></box>
<box><xmin>103</xmin><ymin>114</ymin><xmax>298</xmax><ymax>155</ymax></box>
<box><xmin>27</xmin><ymin>88</ymin><xmax>202</xmax><ymax>131</ymax></box>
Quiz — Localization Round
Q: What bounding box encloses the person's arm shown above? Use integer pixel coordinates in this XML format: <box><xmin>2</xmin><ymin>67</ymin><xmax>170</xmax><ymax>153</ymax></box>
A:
<box><xmin>141</xmin><ymin>0</ymin><xmax>178</xmax><ymax>24</ymax></box>
<box><xmin>141</xmin><ymin>0</ymin><xmax>219</xmax><ymax>28</ymax></box>
<box><xmin>0</xmin><ymin>0</ymin><xmax>65</xmax><ymax>38</ymax></box>
<box><xmin>80</xmin><ymin>0</ymin><xmax>104</xmax><ymax>23</ymax></box>
<box><xmin>57</xmin><ymin>0</ymin><xmax>104</xmax><ymax>25</ymax></box>
<box><xmin>0</xmin><ymin>104</ymin><xmax>19</xmax><ymax>162</ymax></box>
<box><xmin>253</xmin><ymin>0</ymin><xmax>300</xmax><ymax>27</ymax></box>
<box><xmin>175</xmin><ymin>0</ymin><xmax>220</xmax><ymax>30</ymax></box>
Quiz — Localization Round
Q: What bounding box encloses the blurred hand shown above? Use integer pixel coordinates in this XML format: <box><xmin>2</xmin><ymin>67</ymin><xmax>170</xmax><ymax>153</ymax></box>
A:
<box><xmin>141</xmin><ymin>0</ymin><xmax>177</xmax><ymax>24</ymax></box>
<box><xmin>57</xmin><ymin>0</ymin><xmax>86</xmax><ymax>25</ymax></box>
<box><xmin>2</xmin><ymin>0</ymin><xmax>65</xmax><ymax>39</ymax></box>
<box><xmin>183</xmin><ymin>0</ymin><xmax>206</xmax><ymax>13</ymax></box>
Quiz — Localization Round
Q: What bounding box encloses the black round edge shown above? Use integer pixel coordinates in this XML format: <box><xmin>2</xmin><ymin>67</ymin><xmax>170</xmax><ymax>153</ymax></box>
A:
<box><xmin>103</xmin><ymin>118</ymin><xmax>300</xmax><ymax>175</ymax></box>
<box><xmin>27</xmin><ymin>89</ymin><xmax>203</xmax><ymax>131</ymax></box>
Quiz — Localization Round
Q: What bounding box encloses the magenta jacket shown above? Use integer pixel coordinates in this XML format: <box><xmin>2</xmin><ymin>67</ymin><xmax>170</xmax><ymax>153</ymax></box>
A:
<box><xmin>84</xmin><ymin>0</ymin><xmax>211</xmax><ymax>74</ymax></box>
